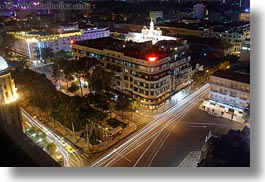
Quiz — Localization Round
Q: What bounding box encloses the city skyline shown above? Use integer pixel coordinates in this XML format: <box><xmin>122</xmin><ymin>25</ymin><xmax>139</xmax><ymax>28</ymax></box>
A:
<box><xmin>0</xmin><ymin>0</ymin><xmax>250</xmax><ymax>168</ymax></box>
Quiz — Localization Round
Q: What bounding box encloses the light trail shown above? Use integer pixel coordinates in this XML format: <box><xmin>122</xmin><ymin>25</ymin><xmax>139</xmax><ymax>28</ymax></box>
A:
<box><xmin>92</xmin><ymin>85</ymin><xmax>208</xmax><ymax>166</ymax></box>
<box><xmin>180</xmin><ymin>121</ymin><xmax>245</xmax><ymax>130</ymax></box>
<box><xmin>21</xmin><ymin>108</ymin><xmax>83</xmax><ymax>167</ymax></box>
<box><xmin>90</xmin><ymin>84</ymin><xmax>209</xmax><ymax>167</ymax></box>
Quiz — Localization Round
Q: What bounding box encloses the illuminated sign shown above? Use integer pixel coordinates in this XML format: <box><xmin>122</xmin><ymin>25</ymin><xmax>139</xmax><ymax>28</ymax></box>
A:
<box><xmin>148</xmin><ymin>56</ymin><xmax>157</xmax><ymax>62</ymax></box>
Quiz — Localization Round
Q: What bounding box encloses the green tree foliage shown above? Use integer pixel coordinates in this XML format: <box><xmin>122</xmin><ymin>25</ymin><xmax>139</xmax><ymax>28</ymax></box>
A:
<box><xmin>40</xmin><ymin>48</ymin><xmax>55</xmax><ymax>60</ymax></box>
<box><xmin>68</xmin><ymin>83</ymin><xmax>79</xmax><ymax>93</ymax></box>
<box><xmin>45</xmin><ymin>143</ymin><xmax>57</xmax><ymax>155</ymax></box>
<box><xmin>115</xmin><ymin>93</ymin><xmax>131</xmax><ymax>118</ymax></box>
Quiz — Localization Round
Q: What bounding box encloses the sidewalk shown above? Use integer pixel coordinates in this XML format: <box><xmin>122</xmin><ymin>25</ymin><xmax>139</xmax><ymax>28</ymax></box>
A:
<box><xmin>46</xmin><ymin>117</ymin><xmax>137</xmax><ymax>154</ymax></box>
<box><xmin>177</xmin><ymin>151</ymin><xmax>201</xmax><ymax>167</ymax></box>
<box><xmin>136</xmin><ymin>86</ymin><xmax>194</xmax><ymax>117</ymax></box>
<box><xmin>23</xmin><ymin>104</ymin><xmax>138</xmax><ymax>154</ymax></box>
<box><xmin>199</xmin><ymin>99</ymin><xmax>249</xmax><ymax>127</ymax></box>
<box><xmin>86</xmin><ymin>122</ymin><xmax>137</xmax><ymax>154</ymax></box>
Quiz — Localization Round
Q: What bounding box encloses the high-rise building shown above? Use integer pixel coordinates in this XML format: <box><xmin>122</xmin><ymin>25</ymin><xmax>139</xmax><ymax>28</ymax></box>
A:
<box><xmin>193</xmin><ymin>3</ymin><xmax>206</xmax><ymax>20</ymax></box>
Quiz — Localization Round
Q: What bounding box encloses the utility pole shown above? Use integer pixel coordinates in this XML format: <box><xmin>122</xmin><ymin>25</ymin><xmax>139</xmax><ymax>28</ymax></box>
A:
<box><xmin>86</xmin><ymin>123</ymin><xmax>89</xmax><ymax>152</ymax></box>
<box><xmin>71</xmin><ymin>121</ymin><xmax>77</xmax><ymax>142</ymax></box>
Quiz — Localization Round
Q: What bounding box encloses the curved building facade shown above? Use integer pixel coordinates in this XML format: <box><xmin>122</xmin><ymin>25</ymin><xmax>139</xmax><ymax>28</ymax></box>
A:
<box><xmin>0</xmin><ymin>56</ymin><xmax>18</xmax><ymax>104</ymax></box>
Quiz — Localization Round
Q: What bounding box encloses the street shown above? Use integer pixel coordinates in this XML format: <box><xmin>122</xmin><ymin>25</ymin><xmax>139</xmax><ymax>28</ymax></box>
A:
<box><xmin>89</xmin><ymin>83</ymin><xmax>246</xmax><ymax>167</ymax></box>
<box><xmin>20</xmin><ymin>82</ymin><xmax>246</xmax><ymax>167</ymax></box>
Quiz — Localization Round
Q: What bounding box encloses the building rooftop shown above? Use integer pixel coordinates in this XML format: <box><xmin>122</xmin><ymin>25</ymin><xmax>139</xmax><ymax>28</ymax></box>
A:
<box><xmin>74</xmin><ymin>37</ymin><xmax>187</xmax><ymax>61</ymax></box>
<box><xmin>198</xmin><ymin>127</ymin><xmax>250</xmax><ymax>167</ymax></box>
<box><xmin>211</xmin><ymin>70</ymin><xmax>250</xmax><ymax>84</ymax></box>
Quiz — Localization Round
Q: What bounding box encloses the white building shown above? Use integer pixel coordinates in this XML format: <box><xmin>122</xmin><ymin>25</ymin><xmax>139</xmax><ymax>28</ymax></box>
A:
<box><xmin>126</xmin><ymin>20</ymin><xmax>176</xmax><ymax>45</ymax></box>
<box><xmin>204</xmin><ymin>24</ymin><xmax>250</xmax><ymax>55</ymax></box>
<box><xmin>10</xmin><ymin>25</ymin><xmax>110</xmax><ymax>60</ymax></box>
<box><xmin>193</xmin><ymin>3</ymin><xmax>206</xmax><ymax>20</ymax></box>
<box><xmin>202</xmin><ymin>70</ymin><xmax>250</xmax><ymax>122</ymax></box>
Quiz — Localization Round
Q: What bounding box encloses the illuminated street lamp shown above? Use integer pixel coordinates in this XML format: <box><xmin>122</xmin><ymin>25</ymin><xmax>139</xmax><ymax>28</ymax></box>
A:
<box><xmin>58</xmin><ymin>69</ymin><xmax>63</xmax><ymax>89</ymax></box>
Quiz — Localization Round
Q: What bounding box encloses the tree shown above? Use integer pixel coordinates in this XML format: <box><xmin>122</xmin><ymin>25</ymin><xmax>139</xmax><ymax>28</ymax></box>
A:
<box><xmin>0</xmin><ymin>33</ymin><xmax>14</xmax><ymax>57</ymax></box>
<box><xmin>52</xmin><ymin>62</ymin><xmax>62</xmax><ymax>89</ymax></box>
<box><xmin>130</xmin><ymin>100</ymin><xmax>141</xmax><ymax>118</ymax></box>
<box><xmin>88</xmin><ymin>66</ymin><xmax>115</xmax><ymax>110</ymax></box>
<box><xmin>218</xmin><ymin>61</ymin><xmax>230</xmax><ymax>70</ymax></box>
<box><xmin>115</xmin><ymin>93</ymin><xmax>131</xmax><ymax>119</ymax></box>
<box><xmin>156</xmin><ymin>17</ymin><xmax>163</xmax><ymax>24</ymax></box>
<box><xmin>55</xmin><ymin>50</ymin><xmax>72</xmax><ymax>59</ymax></box>
<box><xmin>36</xmin><ymin>48</ymin><xmax>55</xmax><ymax>62</ymax></box>
<box><xmin>45</xmin><ymin>143</ymin><xmax>57</xmax><ymax>155</ymax></box>
<box><xmin>73</xmin><ymin>57</ymin><xmax>97</xmax><ymax>96</ymax></box>
<box><xmin>68</xmin><ymin>83</ymin><xmax>79</xmax><ymax>93</ymax></box>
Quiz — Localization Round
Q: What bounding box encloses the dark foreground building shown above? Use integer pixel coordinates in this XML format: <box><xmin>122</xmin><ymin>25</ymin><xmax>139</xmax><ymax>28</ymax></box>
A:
<box><xmin>198</xmin><ymin>126</ymin><xmax>250</xmax><ymax>167</ymax></box>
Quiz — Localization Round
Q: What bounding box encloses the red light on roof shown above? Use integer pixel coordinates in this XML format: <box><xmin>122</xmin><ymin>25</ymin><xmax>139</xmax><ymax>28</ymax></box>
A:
<box><xmin>70</xmin><ymin>40</ymin><xmax>74</xmax><ymax>44</ymax></box>
<box><xmin>148</xmin><ymin>56</ymin><xmax>157</xmax><ymax>62</ymax></box>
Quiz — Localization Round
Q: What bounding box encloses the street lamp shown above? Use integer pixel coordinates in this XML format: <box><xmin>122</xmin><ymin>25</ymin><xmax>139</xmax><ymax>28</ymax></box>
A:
<box><xmin>59</xmin><ymin>69</ymin><xmax>63</xmax><ymax>89</ymax></box>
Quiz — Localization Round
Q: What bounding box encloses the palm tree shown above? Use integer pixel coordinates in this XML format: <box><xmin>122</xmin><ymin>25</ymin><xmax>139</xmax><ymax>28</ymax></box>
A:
<box><xmin>73</xmin><ymin>57</ymin><xmax>98</xmax><ymax>97</ymax></box>
<box><xmin>130</xmin><ymin>100</ymin><xmax>141</xmax><ymax>118</ymax></box>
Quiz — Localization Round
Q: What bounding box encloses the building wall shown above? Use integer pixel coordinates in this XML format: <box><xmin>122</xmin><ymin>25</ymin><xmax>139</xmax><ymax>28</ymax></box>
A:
<box><xmin>11</xmin><ymin>28</ymin><xmax>110</xmax><ymax>60</ymax></box>
<box><xmin>239</xmin><ymin>13</ymin><xmax>250</xmax><ymax>22</ymax></box>
<box><xmin>72</xmin><ymin>44</ymin><xmax>192</xmax><ymax>108</ymax></box>
<box><xmin>0</xmin><ymin>72</ymin><xmax>18</xmax><ymax>104</ymax></box>
<box><xmin>209</xmin><ymin>75</ymin><xmax>250</xmax><ymax>110</ymax></box>
<box><xmin>239</xmin><ymin>40</ymin><xmax>250</xmax><ymax>61</ymax></box>
<box><xmin>205</xmin><ymin>26</ymin><xmax>250</xmax><ymax>55</ymax></box>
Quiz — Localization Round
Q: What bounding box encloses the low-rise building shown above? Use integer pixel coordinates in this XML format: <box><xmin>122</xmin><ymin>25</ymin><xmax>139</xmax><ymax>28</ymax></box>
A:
<box><xmin>10</xmin><ymin>25</ymin><xmax>110</xmax><ymax>60</ymax></box>
<box><xmin>239</xmin><ymin>13</ymin><xmax>250</xmax><ymax>22</ymax></box>
<box><xmin>72</xmin><ymin>37</ymin><xmax>192</xmax><ymax>109</ymax></box>
<box><xmin>193</xmin><ymin>3</ymin><xmax>206</xmax><ymax>20</ymax></box>
<box><xmin>205</xmin><ymin>23</ymin><xmax>250</xmax><ymax>55</ymax></box>
<box><xmin>202</xmin><ymin>70</ymin><xmax>250</xmax><ymax>122</ymax></box>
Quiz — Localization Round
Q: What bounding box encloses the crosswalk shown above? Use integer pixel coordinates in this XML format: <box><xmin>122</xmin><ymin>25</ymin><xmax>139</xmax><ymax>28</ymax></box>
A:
<box><xmin>133</xmin><ymin>114</ymin><xmax>153</xmax><ymax>125</ymax></box>
<box><xmin>81</xmin><ymin>152</ymin><xmax>89</xmax><ymax>159</ymax></box>
<box><xmin>69</xmin><ymin>159</ymin><xmax>79</xmax><ymax>167</ymax></box>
